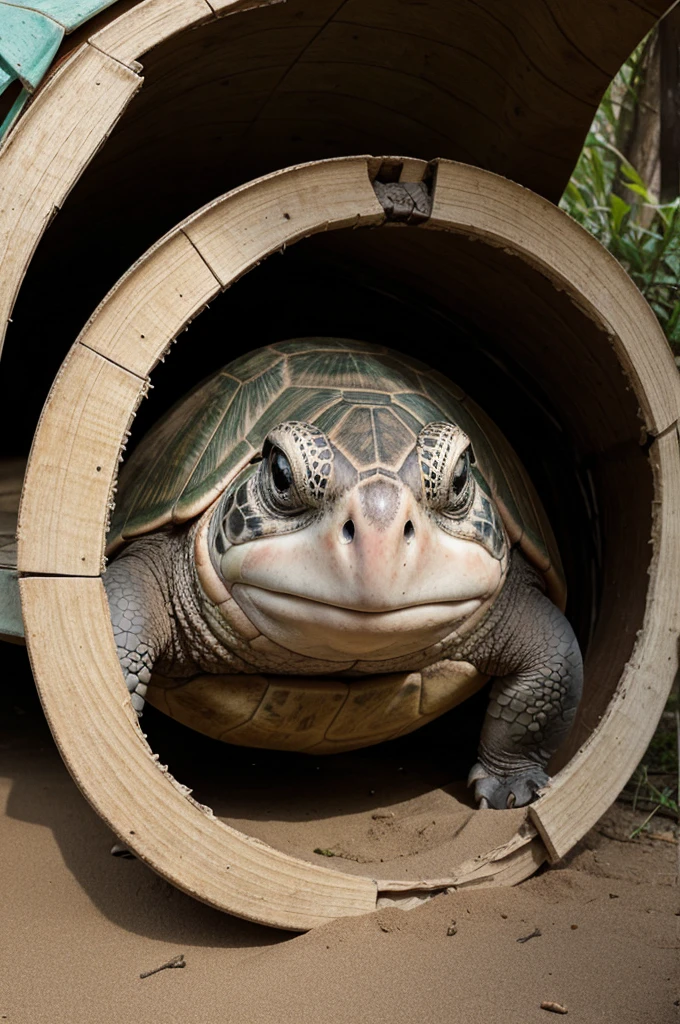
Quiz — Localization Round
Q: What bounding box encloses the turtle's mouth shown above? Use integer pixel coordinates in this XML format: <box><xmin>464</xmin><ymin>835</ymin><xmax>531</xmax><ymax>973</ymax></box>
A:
<box><xmin>230</xmin><ymin>584</ymin><xmax>485</xmax><ymax>662</ymax></box>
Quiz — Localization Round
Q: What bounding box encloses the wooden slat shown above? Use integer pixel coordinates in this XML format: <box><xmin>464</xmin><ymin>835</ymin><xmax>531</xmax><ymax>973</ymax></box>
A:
<box><xmin>429</xmin><ymin>159</ymin><xmax>680</xmax><ymax>437</ymax></box>
<box><xmin>79</xmin><ymin>230</ymin><xmax>220</xmax><ymax>377</ymax></box>
<box><xmin>183</xmin><ymin>157</ymin><xmax>385</xmax><ymax>286</ymax></box>
<box><xmin>530</xmin><ymin>429</ymin><xmax>680</xmax><ymax>861</ymax></box>
<box><xmin>20</xmin><ymin>574</ymin><xmax>377</xmax><ymax>930</ymax></box>
<box><xmin>18</xmin><ymin>345</ymin><xmax>146</xmax><ymax>575</ymax></box>
<box><xmin>89</xmin><ymin>0</ymin><xmax>213</xmax><ymax>68</ymax></box>
<box><xmin>0</xmin><ymin>43</ymin><xmax>141</xmax><ymax>357</ymax></box>
<box><xmin>81</xmin><ymin>158</ymin><xmax>383</xmax><ymax>380</ymax></box>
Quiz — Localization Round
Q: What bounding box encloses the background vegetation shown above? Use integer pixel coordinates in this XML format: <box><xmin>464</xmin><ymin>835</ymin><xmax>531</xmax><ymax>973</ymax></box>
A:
<box><xmin>560</xmin><ymin>34</ymin><xmax>680</xmax><ymax>355</ymax></box>
<box><xmin>562</xmin><ymin>29</ymin><xmax>680</xmax><ymax>831</ymax></box>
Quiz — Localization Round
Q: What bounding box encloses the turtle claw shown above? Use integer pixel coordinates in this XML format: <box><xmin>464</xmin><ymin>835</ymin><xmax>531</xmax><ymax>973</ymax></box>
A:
<box><xmin>467</xmin><ymin>761</ymin><xmax>550</xmax><ymax>809</ymax></box>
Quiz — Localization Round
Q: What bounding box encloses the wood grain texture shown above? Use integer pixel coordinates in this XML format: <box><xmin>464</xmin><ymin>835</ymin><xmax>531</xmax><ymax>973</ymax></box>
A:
<box><xmin>19</xmin><ymin>574</ymin><xmax>377</xmax><ymax>930</ymax></box>
<box><xmin>79</xmin><ymin>230</ymin><xmax>220</xmax><ymax>377</ymax></box>
<box><xmin>0</xmin><ymin>43</ymin><xmax>140</xmax><ymax>356</ymax></box>
<box><xmin>183</xmin><ymin>157</ymin><xmax>385</xmax><ymax>286</ymax></box>
<box><xmin>429</xmin><ymin>159</ymin><xmax>680</xmax><ymax>436</ymax></box>
<box><xmin>531</xmin><ymin>429</ymin><xmax>680</xmax><ymax>861</ymax></box>
<box><xmin>18</xmin><ymin>345</ymin><xmax>146</xmax><ymax>576</ymax></box>
<box><xmin>89</xmin><ymin>0</ymin><xmax>213</xmax><ymax>67</ymax></box>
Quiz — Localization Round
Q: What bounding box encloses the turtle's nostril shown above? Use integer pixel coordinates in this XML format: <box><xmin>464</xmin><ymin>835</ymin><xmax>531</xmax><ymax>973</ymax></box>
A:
<box><xmin>341</xmin><ymin>520</ymin><xmax>355</xmax><ymax>544</ymax></box>
<box><xmin>404</xmin><ymin>520</ymin><xmax>415</xmax><ymax>542</ymax></box>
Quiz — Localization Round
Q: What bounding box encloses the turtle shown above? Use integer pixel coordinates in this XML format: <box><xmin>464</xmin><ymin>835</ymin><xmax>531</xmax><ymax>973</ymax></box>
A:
<box><xmin>105</xmin><ymin>338</ymin><xmax>583</xmax><ymax>810</ymax></box>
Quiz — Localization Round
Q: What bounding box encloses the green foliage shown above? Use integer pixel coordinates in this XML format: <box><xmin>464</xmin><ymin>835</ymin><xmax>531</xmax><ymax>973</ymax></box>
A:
<box><xmin>560</xmin><ymin>46</ymin><xmax>680</xmax><ymax>353</ymax></box>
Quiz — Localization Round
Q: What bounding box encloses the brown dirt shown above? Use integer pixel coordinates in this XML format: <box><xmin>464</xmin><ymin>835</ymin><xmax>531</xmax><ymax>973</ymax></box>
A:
<box><xmin>1</xmin><ymin>671</ymin><xmax>678</xmax><ymax>1024</ymax></box>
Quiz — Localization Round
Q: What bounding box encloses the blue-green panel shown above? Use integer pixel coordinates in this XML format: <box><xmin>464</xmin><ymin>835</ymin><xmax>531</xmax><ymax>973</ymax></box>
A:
<box><xmin>0</xmin><ymin>3</ymin><xmax>63</xmax><ymax>90</ymax></box>
<box><xmin>5</xmin><ymin>0</ymin><xmax>121</xmax><ymax>33</ymax></box>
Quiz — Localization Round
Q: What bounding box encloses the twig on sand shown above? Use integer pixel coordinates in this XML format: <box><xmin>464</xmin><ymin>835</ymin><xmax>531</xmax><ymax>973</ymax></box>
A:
<box><xmin>629</xmin><ymin>805</ymin><xmax>661</xmax><ymax>840</ymax></box>
<box><xmin>140</xmin><ymin>954</ymin><xmax>186</xmax><ymax>979</ymax></box>
<box><xmin>517</xmin><ymin>927</ymin><xmax>542</xmax><ymax>943</ymax></box>
<box><xmin>540</xmin><ymin>1001</ymin><xmax>568</xmax><ymax>1014</ymax></box>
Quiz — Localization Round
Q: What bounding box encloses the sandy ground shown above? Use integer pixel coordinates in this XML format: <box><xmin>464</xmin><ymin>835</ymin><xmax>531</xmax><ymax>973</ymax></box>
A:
<box><xmin>1</xmin><ymin>654</ymin><xmax>678</xmax><ymax>1024</ymax></box>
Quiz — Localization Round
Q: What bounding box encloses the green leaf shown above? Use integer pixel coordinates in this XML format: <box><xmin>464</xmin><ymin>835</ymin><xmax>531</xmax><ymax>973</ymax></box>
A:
<box><xmin>609</xmin><ymin>194</ymin><xmax>630</xmax><ymax>234</ymax></box>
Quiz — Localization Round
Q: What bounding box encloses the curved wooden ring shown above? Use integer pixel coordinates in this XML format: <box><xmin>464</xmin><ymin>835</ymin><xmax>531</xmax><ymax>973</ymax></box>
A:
<box><xmin>17</xmin><ymin>156</ymin><xmax>680</xmax><ymax>927</ymax></box>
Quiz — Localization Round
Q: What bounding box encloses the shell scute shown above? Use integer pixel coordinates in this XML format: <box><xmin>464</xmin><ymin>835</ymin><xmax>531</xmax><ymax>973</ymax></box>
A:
<box><xmin>244</xmin><ymin>387</ymin><xmax>340</xmax><ymax>448</ymax></box>
<box><xmin>373</xmin><ymin>406</ymin><xmax>418</xmax><ymax>468</ymax></box>
<box><xmin>341</xmin><ymin>389</ymin><xmax>392</xmax><ymax>405</ymax></box>
<box><xmin>333</xmin><ymin>406</ymin><xmax>376</xmax><ymax>466</ymax></box>
<box><xmin>287</xmin><ymin>349</ymin><xmax>418</xmax><ymax>392</ymax></box>
<box><xmin>273</xmin><ymin>338</ymin><xmax>382</xmax><ymax>355</ymax></box>
<box><xmin>228</xmin><ymin>346</ymin><xmax>285</xmax><ymax>382</ymax></box>
<box><xmin>111</xmin><ymin>371</ymin><xmax>241</xmax><ymax>544</ymax></box>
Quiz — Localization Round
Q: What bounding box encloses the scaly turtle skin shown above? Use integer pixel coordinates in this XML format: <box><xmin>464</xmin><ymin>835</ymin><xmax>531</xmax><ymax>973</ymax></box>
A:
<box><xmin>105</xmin><ymin>339</ymin><xmax>582</xmax><ymax>809</ymax></box>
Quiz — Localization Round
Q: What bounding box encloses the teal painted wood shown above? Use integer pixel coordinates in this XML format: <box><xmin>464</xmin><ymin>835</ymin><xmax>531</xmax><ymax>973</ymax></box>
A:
<box><xmin>0</xmin><ymin>568</ymin><xmax>23</xmax><ymax>642</ymax></box>
<box><xmin>4</xmin><ymin>0</ymin><xmax>120</xmax><ymax>33</ymax></box>
<box><xmin>0</xmin><ymin>3</ymin><xmax>63</xmax><ymax>90</ymax></box>
<box><xmin>0</xmin><ymin>0</ymin><xmax>125</xmax><ymax>141</ymax></box>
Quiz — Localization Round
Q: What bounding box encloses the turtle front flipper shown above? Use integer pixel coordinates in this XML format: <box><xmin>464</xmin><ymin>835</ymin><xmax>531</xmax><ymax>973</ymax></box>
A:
<box><xmin>103</xmin><ymin>542</ymin><xmax>173</xmax><ymax>715</ymax></box>
<box><xmin>467</xmin><ymin>554</ymin><xmax>583</xmax><ymax>809</ymax></box>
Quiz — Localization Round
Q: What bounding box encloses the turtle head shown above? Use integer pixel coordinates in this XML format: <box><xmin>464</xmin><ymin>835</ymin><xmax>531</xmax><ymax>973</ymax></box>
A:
<box><xmin>208</xmin><ymin>420</ymin><xmax>508</xmax><ymax>662</ymax></box>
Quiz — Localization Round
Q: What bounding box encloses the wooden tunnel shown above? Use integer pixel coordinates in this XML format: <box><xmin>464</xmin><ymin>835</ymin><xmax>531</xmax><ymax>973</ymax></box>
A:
<box><xmin>1</xmin><ymin>0</ymin><xmax>679</xmax><ymax>931</ymax></box>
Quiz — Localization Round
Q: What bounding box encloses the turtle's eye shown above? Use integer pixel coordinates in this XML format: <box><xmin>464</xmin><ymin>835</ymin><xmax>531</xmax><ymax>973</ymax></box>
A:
<box><xmin>271</xmin><ymin>447</ymin><xmax>293</xmax><ymax>494</ymax></box>
<box><xmin>262</xmin><ymin>445</ymin><xmax>305</xmax><ymax>515</ymax></box>
<box><xmin>449</xmin><ymin>447</ymin><xmax>473</xmax><ymax>508</ymax></box>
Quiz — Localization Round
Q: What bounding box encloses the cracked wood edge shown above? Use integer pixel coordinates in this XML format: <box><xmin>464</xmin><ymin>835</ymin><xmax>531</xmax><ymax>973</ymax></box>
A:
<box><xmin>376</xmin><ymin>827</ymin><xmax>547</xmax><ymax>899</ymax></box>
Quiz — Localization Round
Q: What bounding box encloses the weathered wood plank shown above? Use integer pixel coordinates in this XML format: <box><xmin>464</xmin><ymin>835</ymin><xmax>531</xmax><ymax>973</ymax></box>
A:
<box><xmin>20</xmin><ymin>574</ymin><xmax>378</xmax><ymax>930</ymax></box>
<box><xmin>89</xmin><ymin>0</ymin><xmax>213</xmax><ymax>68</ymax></box>
<box><xmin>18</xmin><ymin>345</ymin><xmax>147</xmax><ymax>576</ymax></box>
<box><xmin>0</xmin><ymin>43</ymin><xmax>140</xmax><ymax>356</ymax></box>
<box><xmin>184</xmin><ymin>157</ymin><xmax>385</xmax><ymax>285</ymax></box>
<box><xmin>79</xmin><ymin>229</ymin><xmax>220</xmax><ymax>377</ymax></box>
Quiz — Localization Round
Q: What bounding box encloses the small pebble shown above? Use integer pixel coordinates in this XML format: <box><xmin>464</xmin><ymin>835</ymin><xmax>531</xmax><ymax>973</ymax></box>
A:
<box><xmin>446</xmin><ymin>920</ymin><xmax>457</xmax><ymax>936</ymax></box>
<box><xmin>111</xmin><ymin>842</ymin><xmax>135</xmax><ymax>859</ymax></box>
<box><xmin>540</xmin><ymin>1001</ymin><xmax>568</xmax><ymax>1014</ymax></box>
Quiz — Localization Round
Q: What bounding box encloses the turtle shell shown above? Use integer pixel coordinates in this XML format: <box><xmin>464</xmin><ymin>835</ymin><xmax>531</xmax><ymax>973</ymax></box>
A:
<box><xmin>108</xmin><ymin>338</ymin><xmax>565</xmax><ymax>608</ymax></box>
